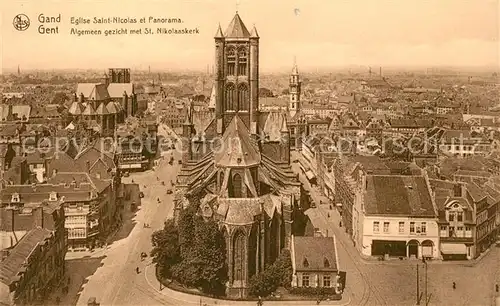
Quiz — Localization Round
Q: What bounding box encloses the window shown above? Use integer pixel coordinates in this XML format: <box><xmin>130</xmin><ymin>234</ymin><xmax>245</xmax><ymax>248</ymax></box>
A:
<box><xmin>448</xmin><ymin>212</ymin><xmax>455</xmax><ymax>222</ymax></box>
<box><xmin>457</xmin><ymin>212</ymin><xmax>463</xmax><ymax>222</ymax></box>
<box><xmin>237</xmin><ymin>49</ymin><xmax>247</xmax><ymax>76</ymax></box>
<box><xmin>303</xmin><ymin>258</ymin><xmax>309</xmax><ymax>268</ymax></box>
<box><xmin>398</xmin><ymin>222</ymin><xmax>404</xmax><ymax>233</ymax></box>
<box><xmin>465</xmin><ymin>226</ymin><xmax>472</xmax><ymax>238</ymax></box>
<box><xmin>227</xmin><ymin>48</ymin><xmax>236</xmax><ymax>76</ymax></box>
<box><xmin>302</xmin><ymin>274</ymin><xmax>310</xmax><ymax>287</ymax></box>
<box><xmin>449</xmin><ymin>226</ymin><xmax>455</xmax><ymax>237</ymax></box>
<box><xmin>323</xmin><ymin>258</ymin><xmax>330</xmax><ymax>268</ymax></box>
<box><xmin>49</xmin><ymin>192</ymin><xmax>57</xmax><ymax>201</ymax></box>
<box><xmin>440</xmin><ymin>225</ymin><xmax>448</xmax><ymax>237</ymax></box>
<box><xmin>457</xmin><ymin>226</ymin><xmax>464</xmax><ymax>237</ymax></box>
<box><xmin>323</xmin><ymin>275</ymin><xmax>331</xmax><ymax>287</ymax></box>
<box><xmin>373</xmin><ymin>221</ymin><xmax>380</xmax><ymax>233</ymax></box>
<box><xmin>383</xmin><ymin>222</ymin><xmax>389</xmax><ymax>233</ymax></box>
<box><xmin>225</xmin><ymin>83</ymin><xmax>236</xmax><ymax>111</ymax></box>
<box><xmin>11</xmin><ymin>193</ymin><xmax>20</xmax><ymax>203</ymax></box>
<box><xmin>237</xmin><ymin>83</ymin><xmax>249</xmax><ymax>111</ymax></box>
<box><xmin>230</xmin><ymin>173</ymin><xmax>242</xmax><ymax>198</ymax></box>
<box><xmin>410</xmin><ymin>222</ymin><xmax>415</xmax><ymax>234</ymax></box>
<box><xmin>421</xmin><ymin>222</ymin><xmax>426</xmax><ymax>235</ymax></box>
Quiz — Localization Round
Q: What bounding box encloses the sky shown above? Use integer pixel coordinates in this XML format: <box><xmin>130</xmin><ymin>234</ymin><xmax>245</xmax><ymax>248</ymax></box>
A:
<box><xmin>1</xmin><ymin>0</ymin><xmax>499</xmax><ymax>72</ymax></box>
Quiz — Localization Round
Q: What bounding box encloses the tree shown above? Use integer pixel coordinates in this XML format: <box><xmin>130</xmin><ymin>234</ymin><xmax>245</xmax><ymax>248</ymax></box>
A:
<box><xmin>150</xmin><ymin>219</ymin><xmax>180</xmax><ymax>278</ymax></box>
<box><xmin>248</xmin><ymin>249</ymin><xmax>293</xmax><ymax>297</ymax></box>
<box><xmin>177</xmin><ymin>203</ymin><xmax>196</xmax><ymax>257</ymax></box>
<box><xmin>189</xmin><ymin>217</ymin><xmax>228</xmax><ymax>295</ymax></box>
<box><xmin>273</xmin><ymin>249</ymin><xmax>293</xmax><ymax>288</ymax></box>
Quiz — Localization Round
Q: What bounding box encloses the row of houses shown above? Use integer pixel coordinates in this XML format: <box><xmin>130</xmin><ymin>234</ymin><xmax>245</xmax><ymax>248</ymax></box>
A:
<box><xmin>306</xmin><ymin>150</ymin><xmax>500</xmax><ymax>261</ymax></box>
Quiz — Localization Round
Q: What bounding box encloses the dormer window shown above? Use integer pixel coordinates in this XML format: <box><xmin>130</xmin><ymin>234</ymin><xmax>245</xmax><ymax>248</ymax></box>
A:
<box><xmin>324</xmin><ymin>258</ymin><xmax>330</xmax><ymax>268</ymax></box>
<box><xmin>302</xmin><ymin>258</ymin><xmax>309</xmax><ymax>268</ymax></box>
<box><xmin>49</xmin><ymin>192</ymin><xmax>57</xmax><ymax>201</ymax></box>
<box><xmin>11</xmin><ymin>193</ymin><xmax>20</xmax><ymax>203</ymax></box>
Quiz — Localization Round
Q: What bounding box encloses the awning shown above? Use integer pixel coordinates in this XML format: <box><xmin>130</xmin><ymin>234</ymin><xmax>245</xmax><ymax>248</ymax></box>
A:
<box><xmin>119</xmin><ymin>163</ymin><xmax>143</xmax><ymax>169</ymax></box>
<box><xmin>440</xmin><ymin>243</ymin><xmax>466</xmax><ymax>255</ymax></box>
<box><xmin>305</xmin><ymin>170</ymin><xmax>316</xmax><ymax>181</ymax></box>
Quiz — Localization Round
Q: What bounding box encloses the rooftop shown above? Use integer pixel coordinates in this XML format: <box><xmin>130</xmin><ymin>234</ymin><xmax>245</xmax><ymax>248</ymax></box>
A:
<box><xmin>365</xmin><ymin>175</ymin><xmax>436</xmax><ymax>217</ymax></box>
<box><xmin>0</xmin><ymin>227</ymin><xmax>52</xmax><ymax>285</ymax></box>
<box><xmin>292</xmin><ymin>236</ymin><xmax>338</xmax><ymax>272</ymax></box>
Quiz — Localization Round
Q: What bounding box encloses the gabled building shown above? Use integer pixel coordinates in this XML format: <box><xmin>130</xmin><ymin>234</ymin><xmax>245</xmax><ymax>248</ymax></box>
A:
<box><xmin>290</xmin><ymin>236</ymin><xmax>341</xmax><ymax>293</ymax></box>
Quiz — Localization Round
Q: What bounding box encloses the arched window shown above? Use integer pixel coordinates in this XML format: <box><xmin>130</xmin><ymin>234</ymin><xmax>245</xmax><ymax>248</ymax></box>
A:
<box><xmin>227</xmin><ymin>48</ymin><xmax>236</xmax><ymax>76</ymax></box>
<box><xmin>233</xmin><ymin>231</ymin><xmax>245</xmax><ymax>281</ymax></box>
<box><xmin>225</xmin><ymin>83</ymin><xmax>236</xmax><ymax>111</ymax></box>
<box><xmin>237</xmin><ymin>83</ymin><xmax>249</xmax><ymax>111</ymax></box>
<box><xmin>232</xmin><ymin>173</ymin><xmax>242</xmax><ymax>198</ymax></box>
<box><xmin>237</xmin><ymin>48</ymin><xmax>247</xmax><ymax>76</ymax></box>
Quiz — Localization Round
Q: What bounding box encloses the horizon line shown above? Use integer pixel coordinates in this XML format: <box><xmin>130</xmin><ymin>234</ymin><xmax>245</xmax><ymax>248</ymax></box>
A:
<box><xmin>3</xmin><ymin>64</ymin><xmax>500</xmax><ymax>75</ymax></box>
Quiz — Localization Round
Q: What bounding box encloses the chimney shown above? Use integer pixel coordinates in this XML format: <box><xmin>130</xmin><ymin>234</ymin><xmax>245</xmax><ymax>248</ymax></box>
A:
<box><xmin>52</xmin><ymin>169</ymin><xmax>57</xmax><ymax>178</ymax></box>
<box><xmin>85</xmin><ymin>161</ymin><xmax>91</xmax><ymax>172</ymax></box>
<box><xmin>74</xmin><ymin>93</ymin><xmax>78</xmax><ymax>101</ymax></box>
<box><xmin>79</xmin><ymin>93</ymin><xmax>84</xmax><ymax>103</ymax></box>
<box><xmin>379</xmin><ymin>67</ymin><xmax>382</xmax><ymax>77</ymax></box>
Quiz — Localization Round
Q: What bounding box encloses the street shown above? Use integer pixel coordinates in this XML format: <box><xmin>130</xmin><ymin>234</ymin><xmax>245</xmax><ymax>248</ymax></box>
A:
<box><xmin>74</xmin><ymin>149</ymin><xmax>182</xmax><ymax>306</ymax></box>
<box><xmin>291</xmin><ymin>152</ymin><xmax>500</xmax><ymax>306</ymax></box>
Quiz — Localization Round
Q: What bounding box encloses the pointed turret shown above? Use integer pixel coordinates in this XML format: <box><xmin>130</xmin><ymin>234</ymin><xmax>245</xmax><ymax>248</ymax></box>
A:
<box><xmin>280</xmin><ymin>113</ymin><xmax>289</xmax><ymax>132</ymax></box>
<box><xmin>214</xmin><ymin>23</ymin><xmax>224</xmax><ymax>38</ymax></box>
<box><xmin>224</xmin><ymin>12</ymin><xmax>250</xmax><ymax>38</ymax></box>
<box><xmin>250</xmin><ymin>24</ymin><xmax>259</xmax><ymax>38</ymax></box>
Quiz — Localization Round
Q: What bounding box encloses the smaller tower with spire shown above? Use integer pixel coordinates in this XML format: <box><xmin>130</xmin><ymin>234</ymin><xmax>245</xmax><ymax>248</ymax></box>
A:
<box><xmin>289</xmin><ymin>58</ymin><xmax>301</xmax><ymax>118</ymax></box>
<box><xmin>182</xmin><ymin>100</ymin><xmax>194</xmax><ymax>164</ymax></box>
<box><xmin>280</xmin><ymin>114</ymin><xmax>290</xmax><ymax>164</ymax></box>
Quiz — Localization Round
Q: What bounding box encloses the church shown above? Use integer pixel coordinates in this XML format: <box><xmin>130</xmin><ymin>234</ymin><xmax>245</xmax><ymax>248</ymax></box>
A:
<box><xmin>173</xmin><ymin>13</ymin><xmax>308</xmax><ymax>298</ymax></box>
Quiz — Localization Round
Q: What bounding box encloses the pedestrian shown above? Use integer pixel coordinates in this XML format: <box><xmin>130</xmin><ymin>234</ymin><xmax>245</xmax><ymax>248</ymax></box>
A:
<box><xmin>452</xmin><ymin>282</ymin><xmax>456</xmax><ymax>289</ymax></box>
<box><xmin>496</xmin><ymin>283</ymin><xmax>499</xmax><ymax>293</ymax></box>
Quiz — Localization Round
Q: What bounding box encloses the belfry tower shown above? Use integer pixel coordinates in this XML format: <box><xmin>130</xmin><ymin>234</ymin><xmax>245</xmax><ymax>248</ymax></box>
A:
<box><xmin>288</xmin><ymin>59</ymin><xmax>301</xmax><ymax>118</ymax></box>
<box><xmin>214</xmin><ymin>13</ymin><xmax>260</xmax><ymax>135</ymax></box>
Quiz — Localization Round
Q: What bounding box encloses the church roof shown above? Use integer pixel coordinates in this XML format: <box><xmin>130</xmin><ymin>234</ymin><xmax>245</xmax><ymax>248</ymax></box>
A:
<box><xmin>95</xmin><ymin>102</ymin><xmax>109</xmax><ymax>115</ymax></box>
<box><xmin>82</xmin><ymin>103</ymin><xmax>95</xmax><ymax>116</ymax></box>
<box><xmin>214</xmin><ymin>115</ymin><xmax>261</xmax><ymax>168</ymax></box>
<box><xmin>68</xmin><ymin>102</ymin><xmax>84</xmax><ymax>115</ymax></box>
<box><xmin>224</xmin><ymin>13</ymin><xmax>251</xmax><ymax>38</ymax></box>
<box><xmin>262</xmin><ymin>111</ymin><xmax>285</xmax><ymax>141</ymax></box>
<box><xmin>106</xmin><ymin>101</ymin><xmax>118</xmax><ymax>114</ymax></box>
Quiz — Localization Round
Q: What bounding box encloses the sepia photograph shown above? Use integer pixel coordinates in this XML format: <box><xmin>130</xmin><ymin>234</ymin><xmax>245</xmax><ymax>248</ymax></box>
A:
<box><xmin>0</xmin><ymin>0</ymin><xmax>499</xmax><ymax>305</ymax></box>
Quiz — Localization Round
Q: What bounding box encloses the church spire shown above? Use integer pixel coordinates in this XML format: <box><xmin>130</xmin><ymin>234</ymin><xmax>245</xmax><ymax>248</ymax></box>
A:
<box><xmin>292</xmin><ymin>56</ymin><xmax>299</xmax><ymax>75</ymax></box>
<box><xmin>224</xmin><ymin>12</ymin><xmax>250</xmax><ymax>38</ymax></box>
<box><xmin>214</xmin><ymin>23</ymin><xmax>224</xmax><ymax>38</ymax></box>
<box><xmin>250</xmin><ymin>24</ymin><xmax>259</xmax><ymax>38</ymax></box>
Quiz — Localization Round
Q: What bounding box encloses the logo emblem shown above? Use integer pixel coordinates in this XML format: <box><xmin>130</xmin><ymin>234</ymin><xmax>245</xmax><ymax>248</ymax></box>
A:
<box><xmin>13</xmin><ymin>14</ymin><xmax>30</xmax><ymax>31</ymax></box>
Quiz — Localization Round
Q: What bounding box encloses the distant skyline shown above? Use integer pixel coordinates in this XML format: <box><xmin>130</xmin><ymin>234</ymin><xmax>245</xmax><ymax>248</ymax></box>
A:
<box><xmin>1</xmin><ymin>0</ymin><xmax>499</xmax><ymax>73</ymax></box>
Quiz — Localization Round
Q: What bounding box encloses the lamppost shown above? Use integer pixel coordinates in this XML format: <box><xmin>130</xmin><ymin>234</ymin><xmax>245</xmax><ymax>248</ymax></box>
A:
<box><xmin>417</xmin><ymin>257</ymin><xmax>431</xmax><ymax>306</ymax></box>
